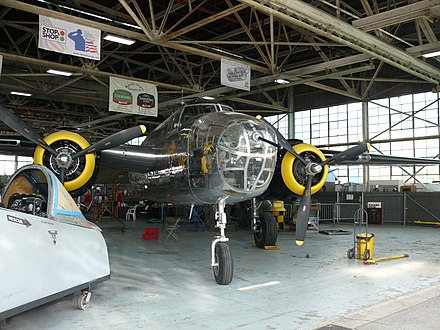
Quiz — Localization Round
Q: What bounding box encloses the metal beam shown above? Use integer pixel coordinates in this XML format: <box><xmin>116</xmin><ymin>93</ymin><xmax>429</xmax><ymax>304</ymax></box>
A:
<box><xmin>352</xmin><ymin>0</ymin><xmax>440</xmax><ymax>31</ymax></box>
<box><xmin>0</xmin><ymin>52</ymin><xmax>197</xmax><ymax>92</ymax></box>
<box><xmin>162</xmin><ymin>4</ymin><xmax>247</xmax><ymax>41</ymax></box>
<box><xmin>230</xmin><ymin>97</ymin><xmax>287</xmax><ymax>111</ymax></box>
<box><xmin>407</xmin><ymin>41</ymin><xmax>440</xmax><ymax>57</ymax></box>
<box><xmin>238</xmin><ymin>0</ymin><xmax>440</xmax><ymax>84</ymax></box>
<box><xmin>215</xmin><ymin>65</ymin><xmax>374</xmax><ymax>103</ymax></box>
<box><xmin>1</xmin><ymin>0</ymin><xmax>270</xmax><ymax>74</ymax></box>
<box><xmin>180</xmin><ymin>54</ymin><xmax>372</xmax><ymax>102</ymax></box>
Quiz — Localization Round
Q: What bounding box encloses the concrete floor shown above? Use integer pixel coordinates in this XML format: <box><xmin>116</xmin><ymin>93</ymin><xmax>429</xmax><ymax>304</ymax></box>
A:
<box><xmin>2</xmin><ymin>217</ymin><xmax>440</xmax><ymax>330</ymax></box>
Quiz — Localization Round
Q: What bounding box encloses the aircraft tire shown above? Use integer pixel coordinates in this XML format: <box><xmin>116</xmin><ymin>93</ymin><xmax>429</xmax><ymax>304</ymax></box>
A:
<box><xmin>213</xmin><ymin>242</ymin><xmax>234</xmax><ymax>285</ymax></box>
<box><xmin>254</xmin><ymin>212</ymin><xmax>278</xmax><ymax>248</ymax></box>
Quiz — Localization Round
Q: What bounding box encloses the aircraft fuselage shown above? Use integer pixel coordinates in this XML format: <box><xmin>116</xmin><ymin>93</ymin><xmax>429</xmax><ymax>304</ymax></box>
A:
<box><xmin>103</xmin><ymin>105</ymin><xmax>277</xmax><ymax>205</ymax></box>
<box><xmin>127</xmin><ymin>105</ymin><xmax>278</xmax><ymax>204</ymax></box>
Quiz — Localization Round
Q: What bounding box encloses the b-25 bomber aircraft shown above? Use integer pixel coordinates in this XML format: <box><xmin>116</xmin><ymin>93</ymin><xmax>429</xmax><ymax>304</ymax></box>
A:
<box><xmin>1</xmin><ymin>103</ymin><xmax>439</xmax><ymax>285</ymax></box>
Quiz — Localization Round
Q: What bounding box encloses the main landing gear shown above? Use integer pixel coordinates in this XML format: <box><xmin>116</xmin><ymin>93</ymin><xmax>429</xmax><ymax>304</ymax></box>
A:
<box><xmin>211</xmin><ymin>198</ymin><xmax>234</xmax><ymax>285</ymax></box>
<box><xmin>251</xmin><ymin>198</ymin><xmax>278</xmax><ymax>248</ymax></box>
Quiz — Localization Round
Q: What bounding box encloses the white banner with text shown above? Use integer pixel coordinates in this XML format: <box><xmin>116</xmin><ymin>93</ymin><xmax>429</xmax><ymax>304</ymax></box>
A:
<box><xmin>38</xmin><ymin>15</ymin><xmax>101</xmax><ymax>60</ymax></box>
<box><xmin>109</xmin><ymin>77</ymin><xmax>158</xmax><ymax>117</ymax></box>
<box><xmin>220</xmin><ymin>58</ymin><xmax>250</xmax><ymax>91</ymax></box>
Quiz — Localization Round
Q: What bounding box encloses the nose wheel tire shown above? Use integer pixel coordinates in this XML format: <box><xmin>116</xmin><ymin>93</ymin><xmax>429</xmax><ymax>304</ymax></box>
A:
<box><xmin>213</xmin><ymin>242</ymin><xmax>234</xmax><ymax>285</ymax></box>
<box><xmin>254</xmin><ymin>212</ymin><xmax>278</xmax><ymax>248</ymax></box>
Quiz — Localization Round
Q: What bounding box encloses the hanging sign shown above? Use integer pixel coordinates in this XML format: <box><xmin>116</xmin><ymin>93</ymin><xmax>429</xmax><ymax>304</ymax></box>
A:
<box><xmin>220</xmin><ymin>58</ymin><xmax>250</xmax><ymax>91</ymax></box>
<box><xmin>109</xmin><ymin>77</ymin><xmax>158</xmax><ymax>117</ymax></box>
<box><xmin>38</xmin><ymin>15</ymin><xmax>101</xmax><ymax>60</ymax></box>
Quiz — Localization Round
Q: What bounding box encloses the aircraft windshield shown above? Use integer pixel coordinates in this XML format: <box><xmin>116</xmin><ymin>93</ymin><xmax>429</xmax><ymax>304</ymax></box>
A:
<box><xmin>180</xmin><ymin>103</ymin><xmax>233</xmax><ymax>127</ymax></box>
<box><xmin>144</xmin><ymin>103</ymin><xmax>234</xmax><ymax>146</ymax></box>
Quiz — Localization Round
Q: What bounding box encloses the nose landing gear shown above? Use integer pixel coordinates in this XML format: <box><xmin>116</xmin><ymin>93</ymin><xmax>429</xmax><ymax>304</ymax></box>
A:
<box><xmin>211</xmin><ymin>198</ymin><xmax>234</xmax><ymax>285</ymax></box>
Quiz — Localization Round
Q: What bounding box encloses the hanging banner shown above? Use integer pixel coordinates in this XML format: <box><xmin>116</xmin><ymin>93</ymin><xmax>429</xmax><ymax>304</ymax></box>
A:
<box><xmin>109</xmin><ymin>77</ymin><xmax>158</xmax><ymax>117</ymax></box>
<box><xmin>220</xmin><ymin>58</ymin><xmax>250</xmax><ymax>91</ymax></box>
<box><xmin>38</xmin><ymin>15</ymin><xmax>100</xmax><ymax>60</ymax></box>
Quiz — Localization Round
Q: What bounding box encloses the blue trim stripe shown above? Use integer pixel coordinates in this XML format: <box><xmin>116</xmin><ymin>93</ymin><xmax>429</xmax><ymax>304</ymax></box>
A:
<box><xmin>56</xmin><ymin>209</ymin><xmax>83</xmax><ymax>216</ymax></box>
<box><xmin>50</xmin><ymin>172</ymin><xmax>83</xmax><ymax>217</ymax></box>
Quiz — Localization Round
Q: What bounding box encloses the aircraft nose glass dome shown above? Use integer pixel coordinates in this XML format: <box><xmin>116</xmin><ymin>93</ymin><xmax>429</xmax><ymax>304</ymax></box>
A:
<box><xmin>217</xmin><ymin>121</ymin><xmax>277</xmax><ymax>194</ymax></box>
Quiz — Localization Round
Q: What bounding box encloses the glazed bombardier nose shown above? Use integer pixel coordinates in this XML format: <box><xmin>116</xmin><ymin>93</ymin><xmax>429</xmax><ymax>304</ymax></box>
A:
<box><xmin>216</xmin><ymin>118</ymin><xmax>277</xmax><ymax>195</ymax></box>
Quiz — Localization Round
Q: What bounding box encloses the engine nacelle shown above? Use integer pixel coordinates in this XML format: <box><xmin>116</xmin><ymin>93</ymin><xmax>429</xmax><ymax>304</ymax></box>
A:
<box><xmin>33</xmin><ymin>131</ymin><xmax>98</xmax><ymax>197</ymax></box>
<box><xmin>280</xmin><ymin>143</ymin><xmax>328</xmax><ymax>195</ymax></box>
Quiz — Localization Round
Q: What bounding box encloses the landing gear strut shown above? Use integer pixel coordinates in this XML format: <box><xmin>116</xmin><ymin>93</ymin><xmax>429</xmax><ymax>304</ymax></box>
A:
<box><xmin>211</xmin><ymin>198</ymin><xmax>233</xmax><ymax>285</ymax></box>
<box><xmin>251</xmin><ymin>198</ymin><xmax>278</xmax><ymax>248</ymax></box>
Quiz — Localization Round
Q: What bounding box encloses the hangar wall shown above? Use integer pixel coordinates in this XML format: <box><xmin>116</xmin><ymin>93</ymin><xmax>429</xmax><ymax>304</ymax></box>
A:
<box><xmin>313</xmin><ymin>191</ymin><xmax>440</xmax><ymax>225</ymax></box>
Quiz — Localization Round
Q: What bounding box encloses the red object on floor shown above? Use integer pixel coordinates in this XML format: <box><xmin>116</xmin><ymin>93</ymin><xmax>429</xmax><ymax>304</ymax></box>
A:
<box><xmin>143</xmin><ymin>228</ymin><xmax>159</xmax><ymax>240</ymax></box>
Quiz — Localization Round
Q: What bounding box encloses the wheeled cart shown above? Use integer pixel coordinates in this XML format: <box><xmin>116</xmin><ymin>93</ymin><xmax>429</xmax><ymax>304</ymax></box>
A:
<box><xmin>0</xmin><ymin>165</ymin><xmax>111</xmax><ymax>323</ymax></box>
<box><xmin>347</xmin><ymin>208</ymin><xmax>374</xmax><ymax>260</ymax></box>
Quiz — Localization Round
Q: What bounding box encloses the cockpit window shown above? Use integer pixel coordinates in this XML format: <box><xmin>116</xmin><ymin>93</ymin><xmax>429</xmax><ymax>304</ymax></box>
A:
<box><xmin>144</xmin><ymin>103</ymin><xmax>233</xmax><ymax>146</ymax></box>
<box><xmin>2</xmin><ymin>168</ymin><xmax>49</xmax><ymax>217</ymax></box>
<box><xmin>180</xmin><ymin>104</ymin><xmax>221</xmax><ymax>126</ymax></box>
<box><xmin>219</xmin><ymin>104</ymin><xmax>234</xmax><ymax>112</ymax></box>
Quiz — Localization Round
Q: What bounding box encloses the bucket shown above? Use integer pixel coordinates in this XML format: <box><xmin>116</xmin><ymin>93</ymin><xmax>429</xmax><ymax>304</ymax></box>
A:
<box><xmin>356</xmin><ymin>233</ymin><xmax>374</xmax><ymax>260</ymax></box>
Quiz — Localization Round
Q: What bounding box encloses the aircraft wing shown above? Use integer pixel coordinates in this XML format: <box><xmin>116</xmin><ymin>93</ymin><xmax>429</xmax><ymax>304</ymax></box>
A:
<box><xmin>320</xmin><ymin>149</ymin><xmax>440</xmax><ymax>165</ymax></box>
<box><xmin>2</xmin><ymin>135</ymin><xmax>439</xmax><ymax>167</ymax></box>
<box><xmin>0</xmin><ymin>134</ymin><xmax>36</xmax><ymax>157</ymax></box>
<box><xmin>353</xmin><ymin>153</ymin><xmax>440</xmax><ymax>165</ymax></box>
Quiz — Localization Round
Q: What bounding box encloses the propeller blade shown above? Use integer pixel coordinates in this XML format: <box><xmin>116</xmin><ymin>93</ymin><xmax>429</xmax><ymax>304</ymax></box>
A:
<box><xmin>295</xmin><ymin>175</ymin><xmax>313</xmax><ymax>246</ymax></box>
<box><xmin>322</xmin><ymin>143</ymin><xmax>370</xmax><ymax>166</ymax></box>
<box><xmin>256</xmin><ymin>115</ymin><xmax>308</xmax><ymax>165</ymax></box>
<box><xmin>59</xmin><ymin>168</ymin><xmax>66</xmax><ymax>185</ymax></box>
<box><xmin>72</xmin><ymin>125</ymin><xmax>147</xmax><ymax>160</ymax></box>
<box><xmin>0</xmin><ymin>106</ymin><xmax>58</xmax><ymax>156</ymax></box>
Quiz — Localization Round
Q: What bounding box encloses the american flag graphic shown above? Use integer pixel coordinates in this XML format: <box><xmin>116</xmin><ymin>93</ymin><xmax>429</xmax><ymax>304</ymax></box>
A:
<box><xmin>85</xmin><ymin>41</ymin><xmax>98</xmax><ymax>53</ymax></box>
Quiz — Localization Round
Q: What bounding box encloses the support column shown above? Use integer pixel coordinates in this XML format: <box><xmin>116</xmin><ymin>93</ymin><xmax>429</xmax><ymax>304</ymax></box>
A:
<box><xmin>288</xmin><ymin>87</ymin><xmax>295</xmax><ymax>139</ymax></box>
<box><xmin>362</xmin><ymin>100</ymin><xmax>370</xmax><ymax>192</ymax></box>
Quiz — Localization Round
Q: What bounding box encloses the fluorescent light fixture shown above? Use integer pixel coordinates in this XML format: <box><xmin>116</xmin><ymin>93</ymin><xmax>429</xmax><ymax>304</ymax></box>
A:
<box><xmin>37</xmin><ymin>0</ymin><xmax>112</xmax><ymax>22</ymax></box>
<box><xmin>275</xmin><ymin>78</ymin><xmax>290</xmax><ymax>84</ymax></box>
<box><xmin>120</xmin><ymin>22</ymin><xmax>142</xmax><ymax>30</ymax></box>
<box><xmin>202</xmin><ymin>96</ymin><xmax>215</xmax><ymax>100</ymax></box>
<box><xmin>11</xmin><ymin>91</ymin><xmax>32</xmax><ymax>97</ymax></box>
<box><xmin>104</xmin><ymin>34</ymin><xmax>135</xmax><ymax>45</ymax></box>
<box><xmin>212</xmin><ymin>47</ymin><xmax>243</xmax><ymax>59</ymax></box>
<box><xmin>47</xmin><ymin>69</ymin><xmax>73</xmax><ymax>76</ymax></box>
<box><xmin>423</xmin><ymin>51</ymin><xmax>440</xmax><ymax>58</ymax></box>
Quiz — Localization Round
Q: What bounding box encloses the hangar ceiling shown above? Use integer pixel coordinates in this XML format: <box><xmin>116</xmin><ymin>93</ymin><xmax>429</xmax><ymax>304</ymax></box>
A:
<box><xmin>1</xmin><ymin>0</ymin><xmax>440</xmax><ymax>140</ymax></box>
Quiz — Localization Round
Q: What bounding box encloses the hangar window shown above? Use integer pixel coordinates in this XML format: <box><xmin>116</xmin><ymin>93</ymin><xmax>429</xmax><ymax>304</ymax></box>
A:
<box><xmin>293</xmin><ymin>111</ymin><xmax>310</xmax><ymax>141</ymax></box>
<box><xmin>127</xmin><ymin>136</ymin><xmax>146</xmax><ymax>146</ymax></box>
<box><xmin>291</xmin><ymin>91</ymin><xmax>440</xmax><ymax>186</ymax></box>
<box><xmin>266</xmin><ymin>114</ymin><xmax>288</xmax><ymax>138</ymax></box>
<box><xmin>0</xmin><ymin>155</ymin><xmax>33</xmax><ymax>176</ymax></box>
